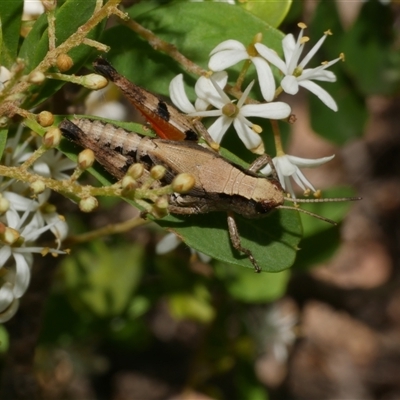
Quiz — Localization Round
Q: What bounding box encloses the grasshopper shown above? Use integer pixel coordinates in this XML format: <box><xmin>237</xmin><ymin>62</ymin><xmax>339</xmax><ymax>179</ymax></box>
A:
<box><xmin>59</xmin><ymin>58</ymin><xmax>358</xmax><ymax>272</ymax></box>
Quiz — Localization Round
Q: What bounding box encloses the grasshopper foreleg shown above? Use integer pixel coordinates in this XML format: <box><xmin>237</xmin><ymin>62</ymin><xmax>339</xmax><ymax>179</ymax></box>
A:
<box><xmin>227</xmin><ymin>212</ymin><xmax>261</xmax><ymax>273</ymax></box>
<box><xmin>248</xmin><ymin>153</ymin><xmax>278</xmax><ymax>181</ymax></box>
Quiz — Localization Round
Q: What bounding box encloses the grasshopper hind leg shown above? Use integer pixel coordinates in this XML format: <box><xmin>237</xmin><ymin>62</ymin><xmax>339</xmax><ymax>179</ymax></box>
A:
<box><xmin>227</xmin><ymin>212</ymin><xmax>261</xmax><ymax>273</ymax></box>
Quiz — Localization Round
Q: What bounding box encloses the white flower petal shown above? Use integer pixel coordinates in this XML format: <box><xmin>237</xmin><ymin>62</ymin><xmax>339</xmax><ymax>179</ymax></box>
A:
<box><xmin>196</xmin><ymin>251</ymin><xmax>212</xmax><ymax>263</ymax></box>
<box><xmin>233</xmin><ymin>117</ymin><xmax>263</xmax><ymax>151</ymax></box>
<box><xmin>33</xmin><ymin>161</ymin><xmax>51</xmax><ymax>177</ymax></box>
<box><xmin>237</xmin><ymin>80</ymin><xmax>255</xmax><ymax>108</ymax></box>
<box><xmin>209</xmin><ymin>39</ymin><xmax>246</xmax><ymax>55</ymax></box>
<box><xmin>254</xmin><ymin>43</ymin><xmax>287</xmax><ymax>73</ymax></box>
<box><xmin>23</xmin><ymin>0</ymin><xmax>45</xmax><ymax>16</ymax></box>
<box><xmin>3</xmin><ymin>192</ymin><xmax>35</xmax><ymax>211</ymax></box>
<box><xmin>298</xmin><ymin>33</ymin><xmax>328</xmax><ymax>69</ymax></box>
<box><xmin>0</xmin><ymin>297</ymin><xmax>19</xmax><ymax>323</ymax></box>
<box><xmin>169</xmin><ymin>74</ymin><xmax>197</xmax><ymax>113</ymax></box>
<box><xmin>195</xmin><ymin>72</ymin><xmax>228</xmax><ymax>109</ymax></box>
<box><xmin>240</xmin><ymin>102</ymin><xmax>291</xmax><ymax>120</ymax></box>
<box><xmin>252</xmin><ymin>57</ymin><xmax>276</xmax><ymax>102</ymax></box>
<box><xmin>208</xmin><ymin>49</ymin><xmax>248</xmax><ymax>71</ymax></box>
<box><xmin>301</xmin><ymin>68</ymin><xmax>336</xmax><ymax>83</ymax></box>
<box><xmin>44</xmin><ymin>213</ymin><xmax>68</xmax><ymax>242</ymax></box>
<box><xmin>286</xmin><ymin>154</ymin><xmax>335</xmax><ymax>167</ymax></box>
<box><xmin>194</xmin><ymin>97</ymin><xmax>210</xmax><ymax>111</ymax></box>
<box><xmin>274</xmin><ymin>156</ymin><xmax>297</xmax><ymax>176</ymax></box>
<box><xmin>282</xmin><ymin>33</ymin><xmax>296</xmax><ymax>63</ymax></box>
<box><xmin>0</xmin><ymin>282</ymin><xmax>15</xmax><ymax>313</ymax></box>
<box><xmin>207</xmin><ymin>116</ymin><xmax>232</xmax><ymax>143</ymax></box>
<box><xmin>13</xmin><ymin>253</ymin><xmax>31</xmax><ymax>298</ymax></box>
<box><xmin>156</xmin><ymin>232</ymin><xmax>181</xmax><ymax>254</ymax></box>
<box><xmin>189</xmin><ymin>109</ymin><xmax>223</xmax><ymax>118</ymax></box>
<box><xmin>281</xmin><ymin>75</ymin><xmax>299</xmax><ymax>95</ymax></box>
<box><xmin>0</xmin><ymin>67</ymin><xmax>11</xmax><ymax>85</ymax></box>
<box><xmin>298</xmin><ymin>80</ymin><xmax>338</xmax><ymax>111</ymax></box>
<box><xmin>291</xmin><ymin>167</ymin><xmax>316</xmax><ymax>192</ymax></box>
<box><xmin>0</xmin><ymin>246</ymin><xmax>11</xmax><ymax>268</ymax></box>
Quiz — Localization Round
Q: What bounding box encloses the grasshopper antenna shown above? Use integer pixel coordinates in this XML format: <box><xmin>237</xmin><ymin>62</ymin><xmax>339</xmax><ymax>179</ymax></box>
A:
<box><xmin>279</xmin><ymin>195</ymin><xmax>362</xmax><ymax>224</ymax></box>
<box><xmin>277</xmin><ymin>205</ymin><xmax>338</xmax><ymax>225</ymax></box>
<box><xmin>284</xmin><ymin>196</ymin><xmax>362</xmax><ymax>204</ymax></box>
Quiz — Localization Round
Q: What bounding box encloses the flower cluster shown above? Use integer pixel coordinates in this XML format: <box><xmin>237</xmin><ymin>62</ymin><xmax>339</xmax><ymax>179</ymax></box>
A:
<box><xmin>0</xmin><ymin>133</ymin><xmax>72</xmax><ymax>322</ymax></box>
<box><xmin>169</xmin><ymin>23</ymin><xmax>341</xmax><ymax>198</ymax></box>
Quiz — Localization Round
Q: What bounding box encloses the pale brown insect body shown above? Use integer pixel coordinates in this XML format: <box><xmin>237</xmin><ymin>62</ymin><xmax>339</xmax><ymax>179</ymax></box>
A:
<box><xmin>59</xmin><ymin>118</ymin><xmax>285</xmax><ymax>271</ymax></box>
<box><xmin>60</xmin><ymin>119</ymin><xmax>284</xmax><ymax>215</ymax></box>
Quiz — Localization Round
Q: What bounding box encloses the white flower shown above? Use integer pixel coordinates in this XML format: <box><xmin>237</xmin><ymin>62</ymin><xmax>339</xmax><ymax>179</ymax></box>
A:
<box><xmin>23</xmin><ymin>0</ymin><xmax>45</xmax><ymax>18</ymax></box>
<box><xmin>0</xmin><ymin>198</ymin><xmax>66</xmax><ymax>299</ymax></box>
<box><xmin>33</xmin><ymin>149</ymin><xmax>76</xmax><ymax>180</ymax></box>
<box><xmin>255</xmin><ymin>24</ymin><xmax>342</xmax><ymax>111</ymax></box>
<box><xmin>260</xmin><ymin>154</ymin><xmax>335</xmax><ymax>198</ymax></box>
<box><xmin>180</xmin><ymin>76</ymin><xmax>290</xmax><ymax>153</ymax></box>
<box><xmin>169</xmin><ymin>72</ymin><xmax>228</xmax><ymax>114</ymax></box>
<box><xmin>0</xmin><ymin>66</ymin><xmax>11</xmax><ymax>93</ymax></box>
<box><xmin>262</xmin><ymin>303</ymin><xmax>297</xmax><ymax>363</ymax></box>
<box><xmin>85</xmin><ymin>85</ymin><xmax>127</xmax><ymax>121</ymax></box>
<box><xmin>156</xmin><ymin>232</ymin><xmax>211</xmax><ymax>263</ymax></box>
<box><xmin>208</xmin><ymin>39</ymin><xmax>276</xmax><ymax>101</ymax></box>
<box><xmin>0</xmin><ymin>281</ymin><xmax>20</xmax><ymax>323</ymax></box>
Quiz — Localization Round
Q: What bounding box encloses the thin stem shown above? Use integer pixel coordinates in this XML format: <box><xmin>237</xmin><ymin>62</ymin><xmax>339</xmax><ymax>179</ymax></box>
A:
<box><xmin>47</xmin><ymin>8</ymin><xmax>57</xmax><ymax>51</ymax></box>
<box><xmin>234</xmin><ymin>59</ymin><xmax>252</xmax><ymax>92</ymax></box>
<box><xmin>65</xmin><ymin>216</ymin><xmax>149</xmax><ymax>245</ymax></box>
<box><xmin>270</xmin><ymin>119</ymin><xmax>284</xmax><ymax>155</ymax></box>
<box><xmin>123</xmin><ymin>19</ymin><xmax>207</xmax><ymax>77</ymax></box>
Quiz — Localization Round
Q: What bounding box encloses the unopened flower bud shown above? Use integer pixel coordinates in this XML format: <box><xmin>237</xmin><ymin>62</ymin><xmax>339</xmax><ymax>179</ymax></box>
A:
<box><xmin>2</xmin><ymin>227</ymin><xmax>20</xmax><ymax>245</ymax></box>
<box><xmin>150</xmin><ymin>165</ymin><xmax>166</xmax><ymax>180</ymax></box>
<box><xmin>0</xmin><ymin>116</ymin><xmax>9</xmax><ymax>128</ymax></box>
<box><xmin>43</xmin><ymin>127</ymin><xmax>61</xmax><ymax>147</ymax></box>
<box><xmin>79</xmin><ymin>196</ymin><xmax>98</xmax><ymax>212</ymax></box>
<box><xmin>56</xmin><ymin>54</ymin><xmax>74</xmax><ymax>72</ymax></box>
<box><xmin>82</xmin><ymin>74</ymin><xmax>108</xmax><ymax>90</ymax></box>
<box><xmin>28</xmin><ymin>71</ymin><xmax>45</xmax><ymax>84</ymax></box>
<box><xmin>41</xmin><ymin>0</ymin><xmax>56</xmax><ymax>11</ymax></box>
<box><xmin>78</xmin><ymin>149</ymin><xmax>95</xmax><ymax>169</ymax></box>
<box><xmin>30</xmin><ymin>179</ymin><xmax>46</xmax><ymax>194</ymax></box>
<box><xmin>0</xmin><ymin>196</ymin><xmax>10</xmax><ymax>214</ymax></box>
<box><xmin>155</xmin><ymin>196</ymin><xmax>169</xmax><ymax>210</ymax></box>
<box><xmin>37</xmin><ymin>111</ymin><xmax>54</xmax><ymax>127</ymax></box>
<box><xmin>172</xmin><ymin>173</ymin><xmax>195</xmax><ymax>193</ymax></box>
<box><xmin>127</xmin><ymin>163</ymin><xmax>144</xmax><ymax>180</ymax></box>
<box><xmin>121</xmin><ymin>176</ymin><xmax>138</xmax><ymax>191</ymax></box>
<box><xmin>41</xmin><ymin>0</ymin><xmax>57</xmax><ymax>11</ymax></box>
<box><xmin>0</xmin><ymin>222</ymin><xmax>6</xmax><ymax>235</ymax></box>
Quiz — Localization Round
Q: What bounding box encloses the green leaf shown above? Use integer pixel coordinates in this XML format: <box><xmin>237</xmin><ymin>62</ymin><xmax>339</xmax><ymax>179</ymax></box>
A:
<box><xmin>293</xmin><ymin>187</ymin><xmax>357</xmax><ymax>270</ymax></box>
<box><xmin>0</xmin><ymin>129</ymin><xmax>8</xmax><ymax>160</ymax></box>
<box><xmin>158</xmin><ymin>209</ymin><xmax>302</xmax><ymax>272</ymax></box>
<box><xmin>167</xmin><ymin>285</ymin><xmax>215</xmax><ymax>323</ymax></box>
<box><xmin>237</xmin><ymin>0</ymin><xmax>292</xmax><ymax>27</ymax></box>
<box><xmin>62</xmin><ymin>240</ymin><xmax>144</xmax><ymax>317</ymax></box>
<box><xmin>0</xmin><ymin>0</ymin><xmax>23</xmax><ymax>68</ymax></box>
<box><xmin>216</xmin><ymin>262</ymin><xmax>290</xmax><ymax>303</ymax></box>
<box><xmin>18</xmin><ymin>0</ymin><xmax>105</xmax><ymax>109</ymax></box>
<box><xmin>340</xmin><ymin>0</ymin><xmax>399</xmax><ymax>96</ymax></box>
<box><xmin>102</xmin><ymin>2</ymin><xmax>284</xmax><ymax>96</ymax></box>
